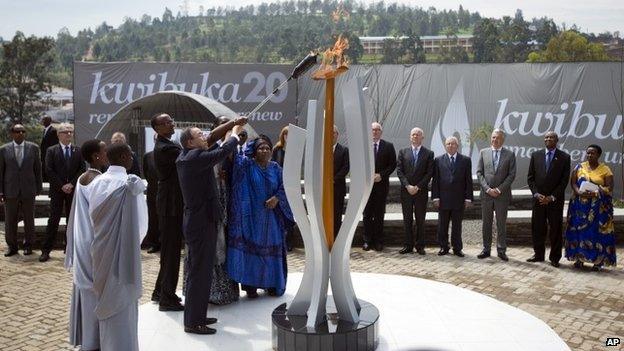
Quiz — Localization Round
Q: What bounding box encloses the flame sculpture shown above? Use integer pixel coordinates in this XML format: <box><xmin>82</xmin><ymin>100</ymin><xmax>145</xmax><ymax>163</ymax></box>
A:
<box><xmin>281</xmin><ymin>37</ymin><xmax>375</xmax><ymax>328</ymax></box>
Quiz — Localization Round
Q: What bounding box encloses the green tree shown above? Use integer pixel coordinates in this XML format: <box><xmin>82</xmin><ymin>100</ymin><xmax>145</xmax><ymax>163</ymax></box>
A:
<box><xmin>380</xmin><ymin>38</ymin><xmax>402</xmax><ymax>64</ymax></box>
<box><xmin>473</xmin><ymin>18</ymin><xmax>499</xmax><ymax>62</ymax></box>
<box><xmin>527</xmin><ymin>30</ymin><xmax>610</xmax><ymax>62</ymax></box>
<box><xmin>0</xmin><ymin>32</ymin><xmax>55</xmax><ymax>124</ymax></box>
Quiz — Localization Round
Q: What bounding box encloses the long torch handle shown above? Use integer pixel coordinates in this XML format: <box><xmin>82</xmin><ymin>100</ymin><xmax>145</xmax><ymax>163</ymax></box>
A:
<box><xmin>245</xmin><ymin>78</ymin><xmax>291</xmax><ymax>118</ymax></box>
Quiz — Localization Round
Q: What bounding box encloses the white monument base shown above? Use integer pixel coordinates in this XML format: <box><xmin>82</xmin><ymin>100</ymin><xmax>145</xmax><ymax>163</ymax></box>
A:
<box><xmin>138</xmin><ymin>272</ymin><xmax>569</xmax><ymax>351</ymax></box>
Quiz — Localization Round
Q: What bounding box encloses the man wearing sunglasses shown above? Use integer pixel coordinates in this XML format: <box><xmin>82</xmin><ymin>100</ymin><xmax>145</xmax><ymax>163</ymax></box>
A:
<box><xmin>0</xmin><ymin>124</ymin><xmax>43</xmax><ymax>257</ymax></box>
<box><xmin>40</xmin><ymin>123</ymin><xmax>85</xmax><ymax>262</ymax></box>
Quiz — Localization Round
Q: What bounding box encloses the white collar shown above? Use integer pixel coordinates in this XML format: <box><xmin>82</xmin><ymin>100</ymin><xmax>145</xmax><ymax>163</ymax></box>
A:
<box><xmin>491</xmin><ymin>147</ymin><xmax>502</xmax><ymax>152</ymax></box>
<box><xmin>60</xmin><ymin>142</ymin><xmax>72</xmax><ymax>148</ymax></box>
<box><xmin>106</xmin><ymin>165</ymin><xmax>127</xmax><ymax>175</ymax></box>
<box><xmin>13</xmin><ymin>141</ymin><xmax>24</xmax><ymax>147</ymax></box>
<box><xmin>411</xmin><ymin>145</ymin><xmax>421</xmax><ymax>151</ymax></box>
<box><xmin>545</xmin><ymin>147</ymin><xmax>556</xmax><ymax>153</ymax></box>
<box><xmin>447</xmin><ymin>153</ymin><xmax>457</xmax><ymax>159</ymax></box>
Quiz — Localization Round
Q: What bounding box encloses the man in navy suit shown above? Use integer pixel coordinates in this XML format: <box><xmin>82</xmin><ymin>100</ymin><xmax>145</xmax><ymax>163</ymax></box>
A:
<box><xmin>40</xmin><ymin>115</ymin><xmax>58</xmax><ymax>182</ymax></box>
<box><xmin>431</xmin><ymin>136</ymin><xmax>473</xmax><ymax>257</ymax></box>
<box><xmin>526</xmin><ymin>131</ymin><xmax>571</xmax><ymax>267</ymax></box>
<box><xmin>396</xmin><ymin>127</ymin><xmax>434</xmax><ymax>255</ymax></box>
<box><xmin>333</xmin><ymin>125</ymin><xmax>349</xmax><ymax>237</ymax></box>
<box><xmin>362</xmin><ymin>122</ymin><xmax>396</xmax><ymax>252</ymax></box>
<box><xmin>41</xmin><ymin>123</ymin><xmax>85</xmax><ymax>262</ymax></box>
<box><xmin>176</xmin><ymin>117</ymin><xmax>247</xmax><ymax>335</ymax></box>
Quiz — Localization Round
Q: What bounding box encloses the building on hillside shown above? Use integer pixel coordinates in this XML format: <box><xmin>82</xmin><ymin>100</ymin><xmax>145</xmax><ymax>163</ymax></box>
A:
<box><xmin>360</xmin><ymin>35</ymin><xmax>474</xmax><ymax>55</ymax></box>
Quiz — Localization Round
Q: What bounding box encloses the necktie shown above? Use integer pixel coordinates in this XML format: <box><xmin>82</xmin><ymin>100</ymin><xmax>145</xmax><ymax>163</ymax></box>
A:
<box><xmin>493</xmin><ymin>150</ymin><xmax>499</xmax><ymax>171</ymax></box>
<box><xmin>450</xmin><ymin>155</ymin><xmax>455</xmax><ymax>170</ymax></box>
<box><xmin>374</xmin><ymin>143</ymin><xmax>378</xmax><ymax>155</ymax></box>
<box><xmin>16</xmin><ymin>145</ymin><xmax>23</xmax><ymax>167</ymax></box>
<box><xmin>546</xmin><ymin>151</ymin><xmax>553</xmax><ymax>172</ymax></box>
<box><xmin>64</xmin><ymin>145</ymin><xmax>71</xmax><ymax>160</ymax></box>
<box><xmin>412</xmin><ymin>148</ymin><xmax>418</xmax><ymax>167</ymax></box>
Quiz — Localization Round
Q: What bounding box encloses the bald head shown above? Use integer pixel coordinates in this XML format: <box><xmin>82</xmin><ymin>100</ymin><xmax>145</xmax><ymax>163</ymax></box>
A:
<box><xmin>410</xmin><ymin>127</ymin><xmax>424</xmax><ymax>147</ymax></box>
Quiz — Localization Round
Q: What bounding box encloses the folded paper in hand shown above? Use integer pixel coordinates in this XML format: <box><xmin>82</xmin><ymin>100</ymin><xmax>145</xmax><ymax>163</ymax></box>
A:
<box><xmin>579</xmin><ymin>181</ymin><xmax>599</xmax><ymax>193</ymax></box>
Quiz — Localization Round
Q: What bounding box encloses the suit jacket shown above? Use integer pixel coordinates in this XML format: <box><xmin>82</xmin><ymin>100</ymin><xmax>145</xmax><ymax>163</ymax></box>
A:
<box><xmin>0</xmin><ymin>141</ymin><xmax>43</xmax><ymax>198</ymax></box>
<box><xmin>527</xmin><ymin>148</ymin><xmax>571</xmax><ymax>203</ymax></box>
<box><xmin>271</xmin><ymin>147</ymin><xmax>285</xmax><ymax>167</ymax></box>
<box><xmin>154</xmin><ymin>135</ymin><xmax>183</xmax><ymax>217</ymax></box>
<box><xmin>176</xmin><ymin>137</ymin><xmax>239</xmax><ymax>226</ymax></box>
<box><xmin>334</xmin><ymin>143</ymin><xmax>349</xmax><ymax>189</ymax></box>
<box><xmin>40</xmin><ymin>126</ymin><xmax>59</xmax><ymax>162</ymax></box>
<box><xmin>45</xmin><ymin>143</ymin><xmax>85</xmax><ymax>194</ymax></box>
<box><xmin>396</xmin><ymin>145</ymin><xmax>434</xmax><ymax>197</ymax></box>
<box><xmin>476</xmin><ymin>147</ymin><xmax>517</xmax><ymax>202</ymax></box>
<box><xmin>142</xmin><ymin>151</ymin><xmax>158</xmax><ymax>200</ymax></box>
<box><xmin>373</xmin><ymin>139</ymin><xmax>397</xmax><ymax>187</ymax></box>
<box><xmin>431</xmin><ymin>153</ymin><xmax>473</xmax><ymax>210</ymax></box>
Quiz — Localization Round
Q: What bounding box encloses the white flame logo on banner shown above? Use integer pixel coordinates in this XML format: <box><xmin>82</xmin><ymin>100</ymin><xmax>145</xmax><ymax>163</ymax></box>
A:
<box><xmin>431</xmin><ymin>77</ymin><xmax>480</xmax><ymax>172</ymax></box>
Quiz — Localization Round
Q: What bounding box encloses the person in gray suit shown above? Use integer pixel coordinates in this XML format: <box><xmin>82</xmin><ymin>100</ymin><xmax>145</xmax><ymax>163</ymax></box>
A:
<box><xmin>476</xmin><ymin>129</ymin><xmax>516</xmax><ymax>261</ymax></box>
<box><xmin>0</xmin><ymin>124</ymin><xmax>42</xmax><ymax>257</ymax></box>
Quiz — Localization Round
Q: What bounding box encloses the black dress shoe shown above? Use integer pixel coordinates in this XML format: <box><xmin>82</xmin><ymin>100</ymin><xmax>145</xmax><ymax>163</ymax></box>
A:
<box><xmin>374</xmin><ymin>244</ymin><xmax>383</xmax><ymax>252</ymax></box>
<box><xmin>550</xmin><ymin>261</ymin><xmax>560</xmax><ymax>268</ymax></box>
<box><xmin>185</xmin><ymin>325</ymin><xmax>216</xmax><ymax>335</ymax></box>
<box><xmin>477</xmin><ymin>251</ymin><xmax>490</xmax><ymax>259</ymax></box>
<box><xmin>526</xmin><ymin>256</ymin><xmax>544</xmax><ymax>263</ymax></box>
<box><xmin>246</xmin><ymin>290</ymin><xmax>259</xmax><ymax>299</ymax></box>
<box><xmin>437</xmin><ymin>248</ymin><xmax>449</xmax><ymax>256</ymax></box>
<box><xmin>4</xmin><ymin>249</ymin><xmax>18</xmax><ymax>257</ymax></box>
<box><xmin>416</xmin><ymin>248</ymin><xmax>426</xmax><ymax>256</ymax></box>
<box><xmin>453</xmin><ymin>250</ymin><xmax>465</xmax><ymax>258</ymax></box>
<box><xmin>147</xmin><ymin>246</ymin><xmax>161</xmax><ymax>254</ymax></box>
<box><xmin>498</xmin><ymin>252</ymin><xmax>509</xmax><ymax>261</ymax></box>
<box><xmin>205</xmin><ymin>317</ymin><xmax>217</xmax><ymax>325</ymax></box>
<box><xmin>38</xmin><ymin>252</ymin><xmax>50</xmax><ymax>262</ymax></box>
<box><xmin>399</xmin><ymin>246</ymin><xmax>413</xmax><ymax>254</ymax></box>
<box><xmin>159</xmin><ymin>303</ymin><xmax>184</xmax><ymax>312</ymax></box>
<box><xmin>151</xmin><ymin>292</ymin><xmax>160</xmax><ymax>302</ymax></box>
<box><xmin>362</xmin><ymin>243</ymin><xmax>371</xmax><ymax>251</ymax></box>
<box><xmin>23</xmin><ymin>248</ymin><xmax>33</xmax><ymax>256</ymax></box>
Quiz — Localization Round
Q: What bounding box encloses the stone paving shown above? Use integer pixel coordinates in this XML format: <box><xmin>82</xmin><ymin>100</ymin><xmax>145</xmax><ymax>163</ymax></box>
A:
<box><xmin>0</xmin><ymin>234</ymin><xmax>623</xmax><ymax>351</ymax></box>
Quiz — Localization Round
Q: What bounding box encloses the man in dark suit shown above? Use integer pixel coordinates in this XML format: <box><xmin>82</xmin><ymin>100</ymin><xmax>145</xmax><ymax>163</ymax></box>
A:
<box><xmin>142</xmin><ymin>149</ymin><xmax>160</xmax><ymax>253</ymax></box>
<box><xmin>41</xmin><ymin>123</ymin><xmax>85</xmax><ymax>262</ymax></box>
<box><xmin>40</xmin><ymin>115</ymin><xmax>58</xmax><ymax>182</ymax></box>
<box><xmin>476</xmin><ymin>129</ymin><xmax>516</xmax><ymax>261</ymax></box>
<box><xmin>396</xmin><ymin>127</ymin><xmax>434</xmax><ymax>255</ymax></box>
<box><xmin>150</xmin><ymin>113</ymin><xmax>184</xmax><ymax>311</ymax></box>
<box><xmin>1</xmin><ymin>124</ymin><xmax>43</xmax><ymax>257</ymax></box>
<box><xmin>110</xmin><ymin>132</ymin><xmax>141</xmax><ymax>176</ymax></box>
<box><xmin>527</xmin><ymin>131</ymin><xmax>571</xmax><ymax>267</ymax></box>
<box><xmin>362</xmin><ymin>122</ymin><xmax>396</xmax><ymax>251</ymax></box>
<box><xmin>176</xmin><ymin>117</ymin><xmax>246</xmax><ymax>335</ymax></box>
<box><xmin>431</xmin><ymin>136</ymin><xmax>473</xmax><ymax>257</ymax></box>
<box><xmin>333</xmin><ymin>125</ymin><xmax>349</xmax><ymax>238</ymax></box>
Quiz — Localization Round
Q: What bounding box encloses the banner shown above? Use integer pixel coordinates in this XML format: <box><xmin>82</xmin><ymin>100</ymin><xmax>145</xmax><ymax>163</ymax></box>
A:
<box><xmin>297</xmin><ymin>63</ymin><xmax>623</xmax><ymax>198</ymax></box>
<box><xmin>73</xmin><ymin>62</ymin><xmax>296</xmax><ymax>145</ymax></box>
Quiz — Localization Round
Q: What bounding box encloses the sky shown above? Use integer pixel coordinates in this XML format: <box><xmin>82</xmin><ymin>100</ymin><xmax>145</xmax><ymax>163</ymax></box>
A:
<box><xmin>1</xmin><ymin>0</ymin><xmax>623</xmax><ymax>39</ymax></box>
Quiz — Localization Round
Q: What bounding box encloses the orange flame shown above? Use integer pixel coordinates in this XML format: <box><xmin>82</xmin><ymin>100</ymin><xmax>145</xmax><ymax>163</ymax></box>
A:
<box><xmin>312</xmin><ymin>34</ymin><xmax>350</xmax><ymax>80</ymax></box>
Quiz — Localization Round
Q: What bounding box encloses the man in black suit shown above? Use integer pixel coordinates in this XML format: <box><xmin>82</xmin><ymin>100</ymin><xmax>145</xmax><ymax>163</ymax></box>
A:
<box><xmin>396</xmin><ymin>127</ymin><xmax>434</xmax><ymax>255</ymax></box>
<box><xmin>362</xmin><ymin>122</ymin><xmax>396</xmax><ymax>251</ymax></box>
<box><xmin>150</xmin><ymin>113</ymin><xmax>184</xmax><ymax>311</ymax></box>
<box><xmin>1</xmin><ymin>124</ymin><xmax>43</xmax><ymax>257</ymax></box>
<box><xmin>142</xmin><ymin>148</ymin><xmax>160</xmax><ymax>253</ymax></box>
<box><xmin>40</xmin><ymin>123</ymin><xmax>85</xmax><ymax>262</ymax></box>
<box><xmin>176</xmin><ymin>117</ymin><xmax>247</xmax><ymax>335</ymax></box>
<box><xmin>110</xmin><ymin>132</ymin><xmax>141</xmax><ymax>176</ymax></box>
<box><xmin>431</xmin><ymin>136</ymin><xmax>473</xmax><ymax>257</ymax></box>
<box><xmin>40</xmin><ymin>115</ymin><xmax>59</xmax><ymax>182</ymax></box>
<box><xmin>333</xmin><ymin>125</ymin><xmax>349</xmax><ymax>238</ymax></box>
<box><xmin>526</xmin><ymin>131</ymin><xmax>571</xmax><ymax>267</ymax></box>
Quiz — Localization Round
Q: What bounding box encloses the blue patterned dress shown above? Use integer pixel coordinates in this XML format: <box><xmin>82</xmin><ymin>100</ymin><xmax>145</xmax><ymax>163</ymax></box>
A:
<box><xmin>226</xmin><ymin>154</ymin><xmax>294</xmax><ymax>295</ymax></box>
<box><xmin>564</xmin><ymin>162</ymin><xmax>616</xmax><ymax>266</ymax></box>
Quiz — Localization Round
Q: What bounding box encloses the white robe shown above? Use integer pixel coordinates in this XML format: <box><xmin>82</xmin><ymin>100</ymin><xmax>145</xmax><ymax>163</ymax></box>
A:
<box><xmin>88</xmin><ymin>165</ymin><xmax>147</xmax><ymax>351</ymax></box>
<box><xmin>65</xmin><ymin>179</ymin><xmax>99</xmax><ymax>350</ymax></box>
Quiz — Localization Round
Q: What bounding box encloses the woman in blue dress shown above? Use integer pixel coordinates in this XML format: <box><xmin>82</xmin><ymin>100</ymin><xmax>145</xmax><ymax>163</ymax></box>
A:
<box><xmin>564</xmin><ymin>144</ymin><xmax>616</xmax><ymax>271</ymax></box>
<box><xmin>227</xmin><ymin>135</ymin><xmax>294</xmax><ymax>297</ymax></box>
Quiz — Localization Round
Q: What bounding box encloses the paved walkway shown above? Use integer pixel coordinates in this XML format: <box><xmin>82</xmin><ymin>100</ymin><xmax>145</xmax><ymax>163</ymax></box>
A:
<box><xmin>0</xmin><ymin>242</ymin><xmax>622</xmax><ymax>351</ymax></box>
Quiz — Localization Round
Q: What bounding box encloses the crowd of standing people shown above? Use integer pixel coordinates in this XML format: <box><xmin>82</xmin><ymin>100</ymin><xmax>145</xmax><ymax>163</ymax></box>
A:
<box><xmin>0</xmin><ymin>114</ymin><xmax>618</xmax><ymax>350</ymax></box>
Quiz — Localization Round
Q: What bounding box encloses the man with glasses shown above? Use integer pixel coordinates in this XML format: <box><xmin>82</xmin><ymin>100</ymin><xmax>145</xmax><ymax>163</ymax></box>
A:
<box><xmin>0</xmin><ymin>124</ymin><xmax>43</xmax><ymax>257</ymax></box>
<box><xmin>150</xmin><ymin>113</ymin><xmax>185</xmax><ymax>311</ymax></box>
<box><xmin>40</xmin><ymin>123</ymin><xmax>85</xmax><ymax>262</ymax></box>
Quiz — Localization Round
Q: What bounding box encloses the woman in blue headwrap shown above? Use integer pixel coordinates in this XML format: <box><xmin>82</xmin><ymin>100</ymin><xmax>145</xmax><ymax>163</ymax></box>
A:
<box><xmin>226</xmin><ymin>135</ymin><xmax>294</xmax><ymax>297</ymax></box>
